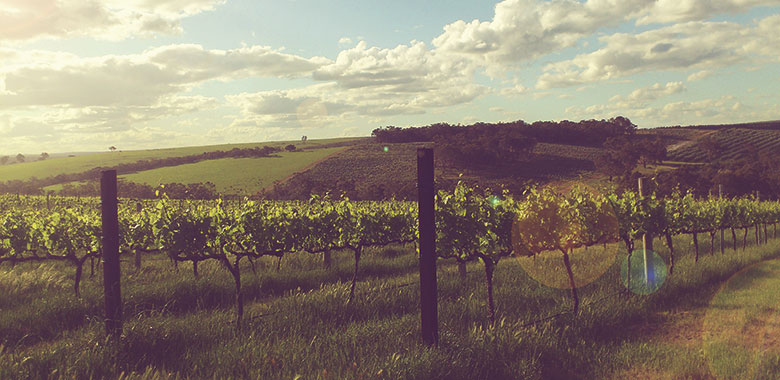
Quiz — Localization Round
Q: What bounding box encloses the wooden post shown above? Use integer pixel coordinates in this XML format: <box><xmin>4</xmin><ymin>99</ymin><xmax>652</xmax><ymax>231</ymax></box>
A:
<box><xmin>719</xmin><ymin>185</ymin><xmax>724</xmax><ymax>255</ymax></box>
<box><xmin>756</xmin><ymin>191</ymin><xmax>762</xmax><ymax>244</ymax></box>
<box><xmin>101</xmin><ymin>170</ymin><xmax>122</xmax><ymax>339</ymax></box>
<box><xmin>417</xmin><ymin>148</ymin><xmax>438</xmax><ymax>346</ymax></box>
<box><xmin>638</xmin><ymin>178</ymin><xmax>655</xmax><ymax>287</ymax></box>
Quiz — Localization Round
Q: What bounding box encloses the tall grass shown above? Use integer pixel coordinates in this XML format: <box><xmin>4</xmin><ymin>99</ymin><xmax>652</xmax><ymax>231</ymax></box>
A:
<box><xmin>1</xmin><ymin>234</ymin><xmax>779</xmax><ymax>379</ymax></box>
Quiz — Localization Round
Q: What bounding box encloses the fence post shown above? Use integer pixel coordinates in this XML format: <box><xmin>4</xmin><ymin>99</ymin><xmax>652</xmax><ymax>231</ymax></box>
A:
<box><xmin>719</xmin><ymin>185</ymin><xmax>724</xmax><ymax>254</ymax></box>
<box><xmin>417</xmin><ymin>148</ymin><xmax>438</xmax><ymax>346</ymax></box>
<box><xmin>638</xmin><ymin>177</ymin><xmax>655</xmax><ymax>287</ymax></box>
<box><xmin>101</xmin><ymin>170</ymin><xmax>122</xmax><ymax>339</ymax></box>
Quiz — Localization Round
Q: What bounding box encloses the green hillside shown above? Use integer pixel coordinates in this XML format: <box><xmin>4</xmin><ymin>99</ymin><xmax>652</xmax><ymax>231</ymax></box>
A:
<box><xmin>0</xmin><ymin>138</ymin><xmax>359</xmax><ymax>183</ymax></box>
<box><xmin>121</xmin><ymin>147</ymin><xmax>347</xmax><ymax>194</ymax></box>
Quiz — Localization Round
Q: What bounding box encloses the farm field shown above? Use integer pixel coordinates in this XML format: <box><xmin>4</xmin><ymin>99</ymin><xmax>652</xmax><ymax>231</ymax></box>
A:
<box><xmin>0</xmin><ymin>137</ymin><xmax>361</xmax><ymax>183</ymax></box>
<box><xmin>1</xmin><ymin>228</ymin><xmax>779</xmax><ymax>379</ymax></box>
<box><xmin>115</xmin><ymin>146</ymin><xmax>346</xmax><ymax>194</ymax></box>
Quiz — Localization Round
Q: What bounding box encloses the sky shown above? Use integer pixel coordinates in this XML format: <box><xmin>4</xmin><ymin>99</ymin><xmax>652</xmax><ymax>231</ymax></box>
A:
<box><xmin>1</xmin><ymin>0</ymin><xmax>779</xmax><ymax>154</ymax></box>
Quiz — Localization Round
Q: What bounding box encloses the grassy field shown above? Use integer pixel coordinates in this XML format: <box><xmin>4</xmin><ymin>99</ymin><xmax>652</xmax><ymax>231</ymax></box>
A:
<box><xmin>0</xmin><ymin>137</ymin><xmax>360</xmax><ymax>183</ymax></box>
<box><xmin>603</xmin><ymin>258</ymin><xmax>780</xmax><ymax>379</ymax></box>
<box><xmin>1</xmin><ymin>230</ymin><xmax>779</xmax><ymax>379</ymax></box>
<box><xmin>119</xmin><ymin>147</ymin><xmax>348</xmax><ymax>194</ymax></box>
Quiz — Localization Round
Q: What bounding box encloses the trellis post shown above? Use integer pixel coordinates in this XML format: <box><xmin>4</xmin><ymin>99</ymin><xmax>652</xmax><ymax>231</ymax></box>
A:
<box><xmin>719</xmin><ymin>185</ymin><xmax>724</xmax><ymax>254</ymax></box>
<box><xmin>101</xmin><ymin>170</ymin><xmax>122</xmax><ymax>339</ymax></box>
<box><xmin>417</xmin><ymin>148</ymin><xmax>438</xmax><ymax>346</ymax></box>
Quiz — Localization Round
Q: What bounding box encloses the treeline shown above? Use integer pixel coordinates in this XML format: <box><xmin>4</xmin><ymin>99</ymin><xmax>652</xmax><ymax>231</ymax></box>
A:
<box><xmin>0</xmin><ymin>146</ymin><xmax>279</xmax><ymax>197</ymax></box>
<box><xmin>662</xmin><ymin>120</ymin><xmax>780</xmax><ymax>131</ymax></box>
<box><xmin>372</xmin><ymin>116</ymin><xmax>636</xmax><ymax>146</ymax></box>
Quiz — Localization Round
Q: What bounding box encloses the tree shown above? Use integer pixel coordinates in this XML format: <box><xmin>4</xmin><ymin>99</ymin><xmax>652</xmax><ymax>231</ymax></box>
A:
<box><xmin>638</xmin><ymin>137</ymin><xmax>667</xmax><ymax>168</ymax></box>
<box><xmin>39</xmin><ymin>152</ymin><xmax>50</xmax><ymax>161</ymax></box>
<box><xmin>0</xmin><ymin>156</ymin><xmax>8</xmax><ymax>165</ymax></box>
<box><xmin>284</xmin><ymin>144</ymin><xmax>297</xmax><ymax>152</ymax></box>
<box><xmin>15</xmin><ymin>153</ymin><xmax>24</xmax><ymax>163</ymax></box>
<box><xmin>109</xmin><ymin>146</ymin><xmax>117</xmax><ymax>152</ymax></box>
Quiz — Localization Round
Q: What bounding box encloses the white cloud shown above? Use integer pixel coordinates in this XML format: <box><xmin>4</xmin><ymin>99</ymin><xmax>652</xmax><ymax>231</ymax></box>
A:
<box><xmin>563</xmin><ymin>93</ymin><xmax>780</xmax><ymax>127</ymax></box>
<box><xmin>0</xmin><ymin>43</ymin><xmax>328</xmax><ymax>152</ymax></box>
<box><xmin>0</xmin><ymin>0</ymin><xmax>225</xmax><ymax>42</ymax></box>
<box><xmin>612</xmin><ymin>81</ymin><xmax>686</xmax><ymax>104</ymax></box>
<box><xmin>635</xmin><ymin>0</ymin><xmax>780</xmax><ymax>25</ymax></box>
<box><xmin>0</xmin><ymin>44</ymin><xmax>328</xmax><ymax>108</ymax></box>
<box><xmin>537</xmin><ymin>16</ymin><xmax>780</xmax><ymax>88</ymax></box>
<box><xmin>565</xmin><ymin>81</ymin><xmax>687</xmax><ymax>122</ymax></box>
<box><xmin>687</xmin><ymin>70</ymin><xmax>714</xmax><ymax>81</ymax></box>
<box><xmin>432</xmin><ymin>0</ymin><xmax>649</xmax><ymax>73</ymax></box>
<box><xmin>500</xmin><ymin>84</ymin><xmax>528</xmax><ymax>96</ymax></box>
<box><xmin>430</xmin><ymin>0</ymin><xmax>780</xmax><ymax>76</ymax></box>
<box><xmin>221</xmin><ymin>39</ymin><xmax>490</xmax><ymax>132</ymax></box>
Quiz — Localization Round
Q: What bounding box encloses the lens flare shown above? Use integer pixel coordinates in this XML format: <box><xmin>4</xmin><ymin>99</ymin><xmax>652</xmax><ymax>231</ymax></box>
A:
<box><xmin>620</xmin><ymin>249</ymin><xmax>667</xmax><ymax>295</ymax></box>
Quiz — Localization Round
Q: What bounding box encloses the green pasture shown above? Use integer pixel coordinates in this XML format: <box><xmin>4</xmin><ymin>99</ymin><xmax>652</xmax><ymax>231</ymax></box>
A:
<box><xmin>120</xmin><ymin>146</ymin><xmax>347</xmax><ymax>194</ymax></box>
<box><xmin>0</xmin><ymin>138</ymin><xmax>360</xmax><ymax>183</ymax></box>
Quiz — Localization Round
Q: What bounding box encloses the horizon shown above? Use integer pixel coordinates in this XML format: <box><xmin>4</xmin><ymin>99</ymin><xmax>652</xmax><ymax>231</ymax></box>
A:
<box><xmin>1</xmin><ymin>0</ymin><xmax>779</xmax><ymax>154</ymax></box>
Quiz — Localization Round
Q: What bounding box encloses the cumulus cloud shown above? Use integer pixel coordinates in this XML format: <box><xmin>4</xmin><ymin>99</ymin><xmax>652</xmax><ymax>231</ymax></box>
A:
<box><xmin>635</xmin><ymin>0</ymin><xmax>780</xmax><ymax>25</ymax></box>
<box><xmin>429</xmin><ymin>0</ymin><xmax>780</xmax><ymax>75</ymax></box>
<box><xmin>0</xmin><ymin>0</ymin><xmax>224</xmax><ymax>42</ymax></box>
<box><xmin>611</xmin><ymin>81</ymin><xmax>686</xmax><ymax>105</ymax></box>
<box><xmin>565</xmin><ymin>81</ymin><xmax>686</xmax><ymax>120</ymax></box>
<box><xmin>687</xmin><ymin>70</ymin><xmax>714</xmax><ymax>81</ymax></box>
<box><xmin>0</xmin><ymin>44</ymin><xmax>329</xmax><ymax>108</ymax></box>
<box><xmin>563</xmin><ymin>93</ymin><xmax>780</xmax><ymax>127</ymax></box>
<box><xmin>314</xmin><ymin>41</ymin><xmax>475</xmax><ymax>91</ymax></box>
<box><xmin>291</xmin><ymin>41</ymin><xmax>485</xmax><ymax>117</ymax></box>
<box><xmin>0</xmin><ymin>43</ymin><xmax>328</xmax><ymax>152</ymax></box>
<box><xmin>432</xmin><ymin>0</ymin><xmax>649</xmax><ymax>72</ymax></box>
<box><xmin>499</xmin><ymin>84</ymin><xmax>528</xmax><ymax>96</ymax></box>
<box><xmin>536</xmin><ymin>17</ymin><xmax>780</xmax><ymax>88</ymax></box>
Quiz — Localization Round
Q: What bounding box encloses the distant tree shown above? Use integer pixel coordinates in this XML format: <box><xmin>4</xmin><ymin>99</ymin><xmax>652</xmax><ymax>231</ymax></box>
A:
<box><xmin>608</xmin><ymin>116</ymin><xmax>638</xmax><ymax>135</ymax></box>
<box><xmin>15</xmin><ymin>153</ymin><xmax>24</xmax><ymax>163</ymax></box>
<box><xmin>594</xmin><ymin>153</ymin><xmax>628</xmax><ymax>182</ymax></box>
<box><xmin>596</xmin><ymin>136</ymin><xmax>641</xmax><ymax>181</ymax></box>
<box><xmin>638</xmin><ymin>137</ymin><xmax>667</xmax><ymax>168</ymax></box>
<box><xmin>109</xmin><ymin>146</ymin><xmax>117</xmax><ymax>152</ymax></box>
<box><xmin>0</xmin><ymin>156</ymin><xmax>8</xmax><ymax>165</ymax></box>
<box><xmin>39</xmin><ymin>152</ymin><xmax>50</xmax><ymax>161</ymax></box>
<box><xmin>285</xmin><ymin>144</ymin><xmax>297</xmax><ymax>152</ymax></box>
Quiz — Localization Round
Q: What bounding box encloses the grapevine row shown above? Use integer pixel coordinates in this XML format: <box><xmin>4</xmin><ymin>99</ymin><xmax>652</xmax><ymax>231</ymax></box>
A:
<box><xmin>2</xmin><ymin>186</ymin><xmax>780</xmax><ymax>326</ymax></box>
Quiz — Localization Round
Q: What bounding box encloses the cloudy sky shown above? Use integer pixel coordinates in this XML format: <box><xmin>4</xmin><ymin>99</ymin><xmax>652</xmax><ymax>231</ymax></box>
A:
<box><xmin>1</xmin><ymin>0</ymin><xmax>779</xmax><ymax>154</ymax></box>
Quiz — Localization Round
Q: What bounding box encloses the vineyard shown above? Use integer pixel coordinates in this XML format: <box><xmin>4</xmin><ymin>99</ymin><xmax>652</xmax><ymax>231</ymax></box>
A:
<box><xmin>2</xmin><ymin>185</ymin><xmax>780</xmax><ymax>379</ymax></box>
<box><xmin>667</xmin><ymin>127</ymin><xmax>780</xmax><ymax>162</ymax></box>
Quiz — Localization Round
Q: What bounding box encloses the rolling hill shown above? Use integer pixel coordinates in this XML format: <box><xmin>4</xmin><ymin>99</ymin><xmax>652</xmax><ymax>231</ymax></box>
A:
<box><xmin>4</xmin><ymin>120</ymin><xmax>780</xmax><ymax>199</ymax></box>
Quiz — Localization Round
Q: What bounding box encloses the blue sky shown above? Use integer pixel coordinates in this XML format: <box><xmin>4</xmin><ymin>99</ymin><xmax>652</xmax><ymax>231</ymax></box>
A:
<box><xmin>1</xmin><ymin>0</ymin><xmax>779</xmax><ymax>154</ymax></box>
